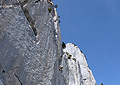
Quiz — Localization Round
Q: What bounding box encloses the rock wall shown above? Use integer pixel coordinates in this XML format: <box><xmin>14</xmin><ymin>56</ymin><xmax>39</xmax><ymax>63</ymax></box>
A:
<box><xmin>60</xmin><ymin>43</ymin><xmax>97</xmax><ymax>85</ymax></box>
<box><xmin>0</xmin><ymin>0</ymin><xmax>96</xmax><ymax>85</ymax></box>
<box><xmin>0</xmin><ymin>0</ymin><xmax>61</xmax><ymax>85</ymax></box>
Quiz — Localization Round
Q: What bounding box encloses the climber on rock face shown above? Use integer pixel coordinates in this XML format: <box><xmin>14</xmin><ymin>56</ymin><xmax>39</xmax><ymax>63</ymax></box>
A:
<box><xmin>59</xmin><ymin>65</ymin><xmax>63</xmax><ymax>71</ymax></box>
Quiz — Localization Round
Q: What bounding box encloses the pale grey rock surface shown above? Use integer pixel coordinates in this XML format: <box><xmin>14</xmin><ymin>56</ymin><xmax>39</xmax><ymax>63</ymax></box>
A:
<box><xmin>60</xmin><ymin>43</ymin><xmax>97</xmax><ymax>85</ymax></box>
<box><xmin>0</xmin><ymin>0</ymin><xmax>96</xmax><ymax>85</ymax></box>
<box><xmin>0</xmin><ymin>0</ymin><xmax>61</xmax><ymax>85</ymax></box>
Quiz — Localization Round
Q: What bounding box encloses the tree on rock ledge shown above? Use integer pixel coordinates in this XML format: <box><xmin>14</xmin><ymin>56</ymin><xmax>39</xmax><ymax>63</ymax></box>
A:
<box><xmin>62</xmin><ymin>42</ymin><xmax>66</xmax><ymax>49</ymax></box>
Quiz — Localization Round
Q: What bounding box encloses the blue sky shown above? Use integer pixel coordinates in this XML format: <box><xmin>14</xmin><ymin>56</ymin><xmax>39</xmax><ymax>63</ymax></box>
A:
<box><xmin>53</xmin><ymin>0</ymin><xmax>120</xmax><ymax>85</ymax></box>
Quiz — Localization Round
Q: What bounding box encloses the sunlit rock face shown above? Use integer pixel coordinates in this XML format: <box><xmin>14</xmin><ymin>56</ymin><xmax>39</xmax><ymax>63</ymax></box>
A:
<box><xmin>0</xmin><ymin>0</ymin><xmax>61</xmax><ymax>85</ymax></box>
<box><xmin>0</xmin><ymin>0</ymin><xmax>96</xmax><ymax>85</ymax></box>
<box><xmin>60</xmin><ymin>43</ymin><xmax>97</xmax><ymax>85</ymax></box>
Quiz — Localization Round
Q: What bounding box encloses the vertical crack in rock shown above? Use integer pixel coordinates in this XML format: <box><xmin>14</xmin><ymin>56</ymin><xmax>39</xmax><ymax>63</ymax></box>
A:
<box><xmin>21</xmin><ymin>7</ymin><xmax>37</xmax><ymax>36</ymax></box>
<box><xmin>78</xmin><ymin>63</ymin><xmax>84</xmax><ymax>85</ymax></box>
<box><xmin>15</xmin><ymin>74</ymin><xmax>23</xmax><ymax>85</ymax></box>
<box><xmin>20</xmin><ymin>0</ymin><xmax>37</xmax><ymax>36</ymax></box>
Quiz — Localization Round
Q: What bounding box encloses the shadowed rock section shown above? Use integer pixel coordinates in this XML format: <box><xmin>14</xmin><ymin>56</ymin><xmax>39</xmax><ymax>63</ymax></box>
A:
<box><xmin>0</xmin><ymin>0</ymin><xmax>96</xmax><ymax>85</ymax></box>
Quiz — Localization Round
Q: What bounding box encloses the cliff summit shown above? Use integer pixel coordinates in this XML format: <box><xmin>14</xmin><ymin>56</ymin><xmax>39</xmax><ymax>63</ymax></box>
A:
<box><xmin>0</xmin><ymin>0</ymin><xmax>96</xmax><ymax>85</ymax></box>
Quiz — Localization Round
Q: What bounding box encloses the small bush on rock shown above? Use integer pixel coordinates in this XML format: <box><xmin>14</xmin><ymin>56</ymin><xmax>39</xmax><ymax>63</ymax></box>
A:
<box><xmin>66</xmin><ymin>52</ymin><xmax>69</xmax><ymax>55</ymax></box>
<box><xmin>72</xmin><ymin>58</ymin><xmax>76</xmax><ymax>62</ymax></box>
<box><xmin>54</xmin><ymin>4</ymin><xmax>58</xmax><ymax>8</ymax></box>
<box><xmin>62</xmin><ymin>42</ymin><xmax>66</xmax><ymax>48</ymax></box>
<box><xmin>68</xmin><ymin>55</ymin><xmax>72</xmax><ymax>59</ymax></box>
<box><xmin>66</xmin><ymin>52</ymin><xmax>72</xmax><ymax>59</ymax></box>
<box><xmin>48</xmin><ymin>8</ymin><xmax>52</xmax><ymax>13</ymax></box>
<box><xmin>81</xmin><ymin>50</ymin><xmax>83</xmax><ymax>53</ymax></box>
<box><xmin>59</xmin><ymin>20</ymin><xmax>61</xmax><ymax>23</ymax></box>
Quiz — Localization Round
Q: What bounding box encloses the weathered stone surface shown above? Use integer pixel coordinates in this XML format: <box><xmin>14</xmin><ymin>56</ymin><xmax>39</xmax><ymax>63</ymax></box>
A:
<box><xmin>60</xmin><ymin>43</ymin><xmax>97</xmax><ymax>85</ymax></box>
<box><xmin>0</xmin><ymin>0</ymin><xmax>18</xmax><ymax>5</ymax></box>
<box><xmin>0</xmin><ymin>0</ymin><xmax>61</xmax><ymax>84</ymax></box>
<box><xmin>0</xmin><ymin>0</ymin><xmax>96</xmax><ymax>85</ymax></box>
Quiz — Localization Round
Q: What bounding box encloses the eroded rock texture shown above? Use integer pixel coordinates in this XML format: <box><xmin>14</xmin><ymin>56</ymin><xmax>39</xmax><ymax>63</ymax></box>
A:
<box><xmin>60</xmin><ymin>43</ymin><xmax>97</xmax><ymax>85</ymax></box>
<box><xmin>0</xmin><ymin>0</ymin><xmax>96</xmax><ymax>85</ymax></box>
<box><xmin>0</xmin><ymin>0</ymin><xmax>61</xmax><ymax>85</ymax></box>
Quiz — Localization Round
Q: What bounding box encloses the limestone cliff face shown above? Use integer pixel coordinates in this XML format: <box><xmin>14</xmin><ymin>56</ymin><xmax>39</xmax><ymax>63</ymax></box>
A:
<box><xmin>0</xmin><ymin>0</ymin><xmax>96</xmax><ymax>85</ymax></box>
<box><xmin>60</xmin><ymin>43</ymin><xmax>97</xmax><ymax>85</ymax></box>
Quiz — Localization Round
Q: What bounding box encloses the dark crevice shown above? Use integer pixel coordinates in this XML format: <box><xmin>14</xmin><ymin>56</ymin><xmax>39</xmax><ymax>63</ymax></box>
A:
<box><xmin>2</xmin><ymin>70</ymin><xmax>5</xmax><ymax>73</ymax></box>
<box><xmin>11</xmin><ymin>0</ymin><xmax>37</xmax><ymax>36</ymax></box>
<box><xmin>78</xmin><ymin>63</ymin><xmax>84</xmax><ymax>84</ymax></box>
<box><xmin>83</xmin><ymin>78</ymin><xmax>87</xmax><ymax>80</ymax></box>
<box><xmin>15</xmin><ymin>74</ymin><xmax>23</xmax><ymax>85</ymax></box>
<box><xmin>35</xmin><ymin>0</ymin><xmax>40</xmax><ymax>4</ymax></box>
<box><xmin>21</xmin><ymin>7</ymin><xmax>37</xmax><ymax>36</ymax></box>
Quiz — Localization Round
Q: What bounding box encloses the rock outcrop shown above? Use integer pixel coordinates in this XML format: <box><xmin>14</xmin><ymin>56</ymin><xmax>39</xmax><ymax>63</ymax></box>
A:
<box><xmin>60</xmin><ymin>43</ymin><xmax>96</xmax><ymax>85</ymax></box>
<box><xmin>0</xmin><ymin>0</ymin><xmax>96</xmax><ymax>85</ymax></box>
